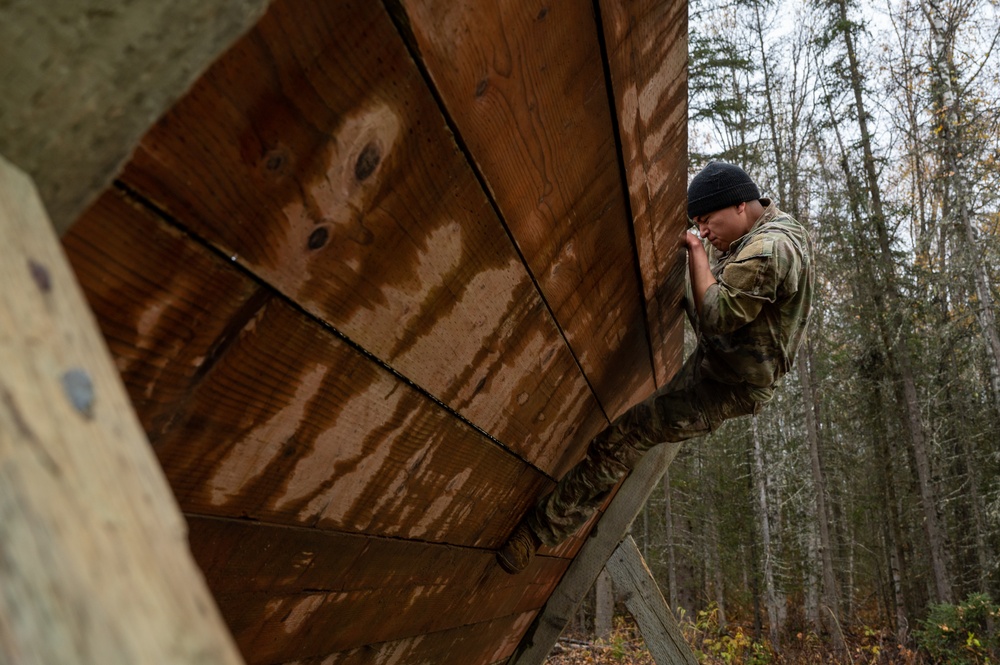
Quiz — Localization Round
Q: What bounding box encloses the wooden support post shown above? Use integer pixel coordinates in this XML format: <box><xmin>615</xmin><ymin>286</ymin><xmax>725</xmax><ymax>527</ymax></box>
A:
<box><xmin>607</xmin><ymin>537</ymin><xmax>698</xmax><ymax>665</ymax></box>
<box><xmin>508</xmin><ymin>441</ymin><xmax>681</xmax><ymax>665</ymax></box>
<box><xmin>0</xmin><ymin>155</ymin><xmax>244</xmax><ymax>665</ymax></box>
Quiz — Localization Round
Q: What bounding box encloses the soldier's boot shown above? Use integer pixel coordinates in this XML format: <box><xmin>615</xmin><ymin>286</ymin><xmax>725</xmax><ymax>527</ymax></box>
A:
<box><xmin>497</xmin><ymin>520</ymin><xmax>542</xmax><ymax>574</ymax></box>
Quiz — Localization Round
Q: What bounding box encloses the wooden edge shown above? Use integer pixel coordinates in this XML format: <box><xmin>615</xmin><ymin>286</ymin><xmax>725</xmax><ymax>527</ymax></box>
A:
<box><xmin>0</xmin><ymin>154</ymin><xmax>243</xmax><ymax>664</ymax></box>
<box><xmin>607</xmin><ymin>537</ymin><xmax>697</xmax><ymax>665</ymax></box>
<box><xmin>598</xmin><ymin>0</ymin><xmax>688</xmax><ymax>389</ymax></box>
<box><xmin>506</xmin><ymin>441</ymin><xmax>681</xmax><ymax>665</ymax></box>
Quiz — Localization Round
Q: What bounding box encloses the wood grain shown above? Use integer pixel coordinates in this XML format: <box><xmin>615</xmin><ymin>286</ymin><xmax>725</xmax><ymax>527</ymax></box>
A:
<box><xmin>607</xmin><ymin>537</ymin><xmax>697</xmax><ymax>665</ymax></box>
<box><xmin>395</xmin><ymin>0</ymin><xmax>657</xmax><ymax>418</ymax></box>
<box><xmin>65</xmin><ymin>190</ymin><xmax>554</xmax><ymax>548</ymax></box>
<box><xmin>599</xmin><ymin>0</ymin><xmax>688</xmax><ymax>388</ymax></box>
<box><xmin>118</xmin><ymin>0</ymin><xmax>607</xmax><ymax>474</ymax></box>
<box><xmin>187</xmin><ymin>516</ymin><xmax>564</xmax><ymax>663</ymax></box>
<box><xmin>282</xmin><ymin>612</ymin><xmax>536</xmax><ymax>665</ymax></box>
<box><xmin>64</xmin><ymin>188</ymin><xmax>267</xmax><ymax>441</ymax></box>
<box><xmin>157</xmin><ymin>295</ymin><xmax>554</xmax><ymax>545</ymax></box>
<box><xmin>0</xmin><ymin>155</ymin><xmax>242</xmax><ymax>665</ymax></box>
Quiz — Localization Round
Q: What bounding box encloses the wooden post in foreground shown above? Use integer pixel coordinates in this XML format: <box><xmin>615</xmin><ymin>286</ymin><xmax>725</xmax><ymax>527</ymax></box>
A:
<box><xmin>607</xmin><ymin>537</ymin><xmax>698</xmax><ymax>665</ymax></box>
<box><xmin>0</xmin><ymin>155</ymin><xmax>244</xmax><ymax>664</ymax></box>
<box><xmin>508</xmin><ymin>442</ymin><xmax>681</xmax><ymax>665</ymax></box>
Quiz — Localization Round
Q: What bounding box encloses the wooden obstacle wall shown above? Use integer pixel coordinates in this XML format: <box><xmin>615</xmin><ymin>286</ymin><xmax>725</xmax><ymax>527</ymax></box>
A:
<box><xmin>60</xmin><ymin>0</ymin><xmax>687</xmax><ymax>663</ymax></box>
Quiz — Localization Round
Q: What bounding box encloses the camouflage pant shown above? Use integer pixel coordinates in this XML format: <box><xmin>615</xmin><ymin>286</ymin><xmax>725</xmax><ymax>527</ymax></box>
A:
<box><xmin>527</xmin><ymin>350</ymin><xmax>773</xmax><ymax>546</ymax></box>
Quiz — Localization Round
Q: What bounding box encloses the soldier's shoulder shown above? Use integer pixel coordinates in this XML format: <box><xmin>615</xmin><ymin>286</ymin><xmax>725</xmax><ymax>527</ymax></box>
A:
<box><xmin>759</xmin><ymin>213</ymin><xmax>809</xmax><ymax>249</ymax></box>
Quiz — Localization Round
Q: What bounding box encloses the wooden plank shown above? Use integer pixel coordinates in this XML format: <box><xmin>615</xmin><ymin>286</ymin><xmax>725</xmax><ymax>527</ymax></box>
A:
<box><xmin>508</xmin><ymin>442</ymin><xmax>682</xmax><ymax>665</ymax></box>
<box><xmin>281</xmin><ymin>612</ymin><xmax>536</xmax><ymax>665</ymax></box>
<box><xmin>65</xmin><ymin>190</ymin><xmax>554</xmax><ymax>548</ymax></box>
<box><xmin>607</xmin><ymin>537</ymin><xmax>697</xmax><ymax>665</ymax></box>
<box><xmin>152</xmin><ymin>295</ymin><xmax>555</xmax><ymax>546</ymax></box>
<box><xmin>599</xmin><ymin>0</ymin><xmax>689</xmax><ymax>388</ymax></box>
<box><xmin>395</xmin><ymin>0</ymin><xmax>657</xmax><ymax>418</ymax></box>
<box><xmin>63</xmin><ymin>188</ymin><xmax>267</xmax><ymax>440</ymax></box>
<box><xmin>186</xmin><ymin>516</ymin><xmax>565</xmax><ymax>663</ymax></box>
<box><xmin>0</xmin><ymin>155</ymin><xmax>243</xmax><ymax>664</ymax></box>
<box><xmin>116</xmin><ymin>0</ymin><xmax>607</xmax><ymax>476</ymax></box>
<box><xmin>0</xmin><ymin>0</ymin><xmax>268</xmax><ymax>233</ymax></box>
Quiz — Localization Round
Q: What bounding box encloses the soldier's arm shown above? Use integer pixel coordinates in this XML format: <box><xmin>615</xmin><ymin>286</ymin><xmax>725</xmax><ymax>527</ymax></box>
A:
<box><xmin>684</xmin><ymin>229</ymin><xmax>716</xmax><ymax>316</ymax></box>
<box><xmin>701</xmin><ymin>233</ymin><xmax>790</xmax><ymax>336</ymax></box>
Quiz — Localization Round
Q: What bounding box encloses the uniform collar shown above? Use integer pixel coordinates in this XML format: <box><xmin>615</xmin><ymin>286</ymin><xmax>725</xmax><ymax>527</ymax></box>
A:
<box><xmin>719</xmin><ymin>199</ymin><xmax>778</xmax><ymax>258</ymax></box>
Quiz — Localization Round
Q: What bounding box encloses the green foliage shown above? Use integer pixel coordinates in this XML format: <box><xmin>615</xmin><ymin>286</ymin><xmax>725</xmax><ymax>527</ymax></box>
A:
<box><xmin>915</xmin><ymin>594</ymin><xmax>1000</xmax><ymax>664</ymax></box>
<box><xmin>685</xmin><ymin>605</ymin><xmax>773</xmax><ymax>665</ymax></box>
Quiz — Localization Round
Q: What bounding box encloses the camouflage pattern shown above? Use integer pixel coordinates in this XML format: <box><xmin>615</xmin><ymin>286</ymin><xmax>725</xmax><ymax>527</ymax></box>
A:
<box><xmin>698</xmin><ymin>199</ymin><xmax>814</xmax><ymax>391</ymax></box>
<box><xmin>527</xmin><ymin>200</ymin><xmax>813</xmax><ymax>546</ymax></box>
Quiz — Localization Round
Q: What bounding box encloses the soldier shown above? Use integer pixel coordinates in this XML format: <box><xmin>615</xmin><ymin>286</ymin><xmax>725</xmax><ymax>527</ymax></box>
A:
<box><xmin>497</xmin><ymin>162</ymin><xmax>814</xmax><ymax>574</ymax></box>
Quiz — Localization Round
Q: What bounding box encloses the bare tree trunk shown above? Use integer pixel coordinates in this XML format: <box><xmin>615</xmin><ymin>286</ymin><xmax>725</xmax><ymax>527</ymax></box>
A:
<box><xmin>663</xmin><ymin>472</ymin><xmax>680</xmax><ymax>616</ymax></box>
<box><xmin>805</xmin><ymin>526</ymin><xmax>821</xmax><ymax>633</ymax></box>
<box><xmin>797</xmin><ymin>344</ymin><xmax>845</xmax><ymax>652</ymax></box>
<box><xmin>922</xmin><ymin>0</ymin><xmax>999</xmax><ymax>599</ymax></box>
<box><xmin>877</xmin><ymin>398</ymin><xmax>912</xmax><ymax>641</ymax></box>
<box><xmin>751</xmin><ymin>418</ymin><xmax>781</xmax><ymax>652</ymax></box>
<box><xmin>960</xmin><ymin>433</ymin><xmax>994</xmax><ymax>596</ymax></box>
<box><xmin>923</xmin><ymin>0</ymin><xmax>1000</xmax><ymax>420</ymax></box>
<box><xmin>707</xmin><ymin>502</ymin><xmax>728</xmax><ymax>632</ymax></box>
<box><xmin>831</xmin><ymin>0</ymin><xmax>954</xmax><ymax>603</ymax></box>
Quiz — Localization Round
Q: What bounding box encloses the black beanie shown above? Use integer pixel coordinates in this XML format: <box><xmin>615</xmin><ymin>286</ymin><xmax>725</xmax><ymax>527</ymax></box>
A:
<box><xmin>687</xmin><ymin>162</ymin><xmax>761</xmax><ymax>218</ymax></box>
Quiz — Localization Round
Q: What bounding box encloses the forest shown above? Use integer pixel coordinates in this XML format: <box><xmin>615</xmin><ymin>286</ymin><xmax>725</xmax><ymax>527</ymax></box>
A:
<box><xmin>560</xmin><ymin>0</ymin><xmax>1000</xmax><ymax>661</ymax></box>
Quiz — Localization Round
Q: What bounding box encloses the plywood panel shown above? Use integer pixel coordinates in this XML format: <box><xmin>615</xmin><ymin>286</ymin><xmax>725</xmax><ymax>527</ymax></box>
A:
<box><xmin>118</xmin><ymin>0</ymin><xmax>607</xmax><ymax>474</ymax></box>
<box><xmin>395</xmin><ymin>0</ymin><xmax>656</xmax><ymax>418</ymax></box>
<box><xmin>65</xmin><ymin>191</ymin><xmax>556</xmax><ymax>547</ymax></box>
<box><xmin>599</xmin><ymin>0</ymin><xmax>688</xmax><ymax>387</ymax></box>
<box><xmin>188</xmin><ymin>517</ymin><xmax>564</xmax><ymax>663</ymax></box>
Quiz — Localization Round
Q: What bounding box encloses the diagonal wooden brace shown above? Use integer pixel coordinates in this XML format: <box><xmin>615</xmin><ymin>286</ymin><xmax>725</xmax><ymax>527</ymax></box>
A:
<box><xmin>508</xmin><ymin>441</ymin><xmax>684</xmax><ymax>665</ymax></box>
<box><xmin>607</xmin><ymin>536</ymin><xmax>698</xmax><ymax>665</ymax></box>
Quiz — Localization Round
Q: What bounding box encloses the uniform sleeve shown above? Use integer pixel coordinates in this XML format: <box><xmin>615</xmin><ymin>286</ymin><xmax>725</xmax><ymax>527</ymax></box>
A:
<box><xmin>700</xmin><ymin>234</ymin><xmax>788</xmax><ymax>335</ymax></box>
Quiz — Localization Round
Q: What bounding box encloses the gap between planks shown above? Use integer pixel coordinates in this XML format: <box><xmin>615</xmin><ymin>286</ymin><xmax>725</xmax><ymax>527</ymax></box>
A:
<box><xmin>111</xmin><ymin>180</ymin><xmax>562</xmax><ymax>482</ymax></box>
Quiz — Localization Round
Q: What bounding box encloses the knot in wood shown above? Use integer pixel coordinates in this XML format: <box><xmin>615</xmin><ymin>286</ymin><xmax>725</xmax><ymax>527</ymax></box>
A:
<box><xmin>354</xmin><ymin>142</ymin><xmax>381</xmax><ymax>181</ymax></box>
<box><xmin>308</xmin><ymin>226</ymin><xmax>330</xmax><ymax>250</ymax></box>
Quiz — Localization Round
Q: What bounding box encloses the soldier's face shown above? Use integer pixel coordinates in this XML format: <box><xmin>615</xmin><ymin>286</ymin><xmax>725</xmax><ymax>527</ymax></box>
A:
<box><xmin>693</xmin><ymin>202</ymin><xmax>753</xmax><ymax>252</ymax></box>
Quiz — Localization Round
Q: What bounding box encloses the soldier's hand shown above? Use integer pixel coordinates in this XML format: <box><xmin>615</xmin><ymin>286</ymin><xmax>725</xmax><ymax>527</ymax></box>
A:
<box><xmin>683</xmin><ymin>227</ymin><xmax>706</xmax><ymax>254</ymax></box>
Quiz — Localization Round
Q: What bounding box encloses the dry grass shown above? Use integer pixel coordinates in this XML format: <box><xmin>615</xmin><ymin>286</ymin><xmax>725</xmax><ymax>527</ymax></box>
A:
<box><xmin>544</xmin><ymin>614</ymin><xmax>926</xmax><ymax>665</ymax></box>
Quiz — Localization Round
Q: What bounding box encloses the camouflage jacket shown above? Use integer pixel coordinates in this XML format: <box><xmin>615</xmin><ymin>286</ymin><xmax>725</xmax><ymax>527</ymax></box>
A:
<box><xmin>694</xmin><ymin>200</ymin><xmax>814</xmax><ymax>391</ymax></box>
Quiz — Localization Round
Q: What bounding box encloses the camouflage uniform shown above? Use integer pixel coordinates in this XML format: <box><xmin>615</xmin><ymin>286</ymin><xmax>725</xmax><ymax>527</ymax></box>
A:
<box><xmin>528</xmin><ymin>200</ymin><xmax>813</xmax><ymax>546</ymax></box>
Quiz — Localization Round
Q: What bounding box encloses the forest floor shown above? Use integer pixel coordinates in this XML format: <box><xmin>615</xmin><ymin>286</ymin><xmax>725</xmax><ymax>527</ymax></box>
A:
<box><xmin>544</xmin><ymin>616</ymin><xmax>925</xmax><ymax>664</ymax></box>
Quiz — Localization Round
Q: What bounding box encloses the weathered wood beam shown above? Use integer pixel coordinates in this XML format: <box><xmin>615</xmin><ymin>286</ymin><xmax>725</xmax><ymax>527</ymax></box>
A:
<box><xmin>0</xmin><ymin>0</ymin><xmax>269</xmax><ymax>234</ymax></box>
<box><xmin>507</xmin><ymin>441</ymin><xmax>681</xmax><ymax>665</ymax></box>
<box><xmin>599</xmin><ymin>0</ymin><xmax>688</xmax><ymax>388</ymax></box>
<box><xmin>607</xmin><ymin>537</ymin><xmax>697</xmax><ymax>665</ymax></box>
<box><xmin>0</xmin><ymin>155</ymin><xmax>243</xmax><ymax>663</ymax></box>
